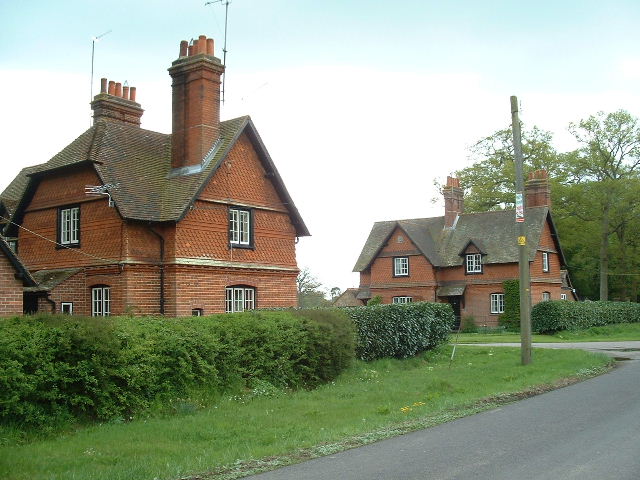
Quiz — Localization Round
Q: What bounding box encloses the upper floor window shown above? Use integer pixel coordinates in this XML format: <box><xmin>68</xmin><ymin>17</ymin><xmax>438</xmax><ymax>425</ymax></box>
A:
<box><xmin>58</xmin><ymin>205</ymin><xmax>80</xmax><ymax>247</ymax></box>
<box><xmin>466</xmin><ymin>253</ymin><xmax>482</xmax><ymax>274</ymax></box>
<box><xmin>91</xmin><ymin>286</ymin><xmax>110</xmax><ymax>316</ymax></box>
<box><xmin>6</xmin><ymin>239</ymin><xmax>17</xmax><ymax>253</ymax></box>
<box><xmin>226</xmin><ymin>285</ymin><xmax>256</xmax><ymax>313</ymax></box>
<box><xmin>542</xmin><ymin>291</ymin><xmax>551</xmax><ymax>301</ymax></box>
<box><xmin>393</xmin><ymin>296</ymin><xmax>413</xmax><ymax>304</ymax></box>
<box><xmin>542</xmin><ymin>252</ymin><xmax>550</xmax><ymax>272</ymax></box>
<box><xmin>229</xmin><ymin>207</ymin><xmax>252</xmax><ymax>247</ymax></box>
<box><xmin>490</xmin><ymin>293</ymin><xmax>504</xmax><ymax>314</ymax></box>
<box><xmin>393</xmin><ymin>257</ymin><xmax>409</xmax><ymax>277</ymax></box>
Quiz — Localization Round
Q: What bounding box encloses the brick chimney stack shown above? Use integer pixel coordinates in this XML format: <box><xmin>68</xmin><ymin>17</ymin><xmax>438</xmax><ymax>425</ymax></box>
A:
<box><xmin>169</xmin><ymin>35</ymin><xmax>225</xmax><ymax>170</ymax></box>
<box><xmin>443</xmin><ymin>176</ymin><xmax>464</xmax><ymax>229</ymax></box>
<box><xmin>525</xmin><ymin>169</ymin><xmax>551</xmax><ymax>208</ymax></box>
<box><xmin>91</xmin><ymin>78</ymin><xmax>143</xmax><ymax>126</ymax></box>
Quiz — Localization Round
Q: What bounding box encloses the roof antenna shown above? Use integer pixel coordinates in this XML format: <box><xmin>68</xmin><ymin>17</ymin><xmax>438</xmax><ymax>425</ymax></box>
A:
<box><xmin>90</xmin><ymin>30</ymin><xmax>112</xmax><ymax>126</ymax></box>
<box><xmin>205</xmin><ymin>0</ymin><xmax>231</xmax><ymax>104</ymax></box>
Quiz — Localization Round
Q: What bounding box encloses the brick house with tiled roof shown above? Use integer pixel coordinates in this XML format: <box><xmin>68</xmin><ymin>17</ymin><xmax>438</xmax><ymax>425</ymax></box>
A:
<box><xmin>353</xmin><ymin>172</ymin><xmax>576</xmax><ymax>326</ymax></box>
<box><xmin>0</xmin><ymin>237</ymin><xmax>35</xmax><ymax>315</ymax></box>
<box><xmin>0</xmin><ymin>35</ymin><xmax>308</xmax><ymax>316</ymax></box>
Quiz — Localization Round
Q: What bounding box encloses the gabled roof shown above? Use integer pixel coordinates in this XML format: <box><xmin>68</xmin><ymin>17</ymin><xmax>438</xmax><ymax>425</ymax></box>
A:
<box><xmin>0</xmin><ymin>238</ymin><xmax>35</xmax><ymax>287</ymax></box>
<box><xmin>354</xmin><ymin>207</ymin><xmax>564</xmax><ymax>272</ymax></box>
<box><xmin>1</xmin><ymin>116</ymin><xmax>309</xmax><ymax>237</ymax></box>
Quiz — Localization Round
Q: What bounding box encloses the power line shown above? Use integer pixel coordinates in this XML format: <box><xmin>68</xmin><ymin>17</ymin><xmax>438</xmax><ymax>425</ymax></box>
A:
<box><xmin>1</xmin><ymin>215</ymin><xmax>115</xmax><ymax>265</ymax></box>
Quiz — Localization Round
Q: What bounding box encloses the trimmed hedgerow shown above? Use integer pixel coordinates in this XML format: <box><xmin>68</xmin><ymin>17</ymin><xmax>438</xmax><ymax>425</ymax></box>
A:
<box><xmin>531</xmin><ymin>300</ymin><xmax>640</xmax><ymax>333</ymax></box>
<box><xmin>345</xmin><ymin>302</ymin><xmax>454</xmax><ymax>361</ymax></box>
<box><xmin>0</xmin><ymin>309</ymin><xmax>354</xmax><ymax>428</ymax></box>
<box><xmin>499</xmin><ymin>279</ymin><xmax>520</xmax><ymax>331</ymax></box>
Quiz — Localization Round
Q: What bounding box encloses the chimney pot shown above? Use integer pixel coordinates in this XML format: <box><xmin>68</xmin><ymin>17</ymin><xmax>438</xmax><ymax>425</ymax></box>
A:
<box><xmin>129</xmin><ymin>87</ymin><xmax>137</xmax><ymax>102</ymax></box>
<box><xmin>443</xmin><ymin>176</ymin><xmax>464</xmax><ymax>229</ymax></box>
<box><xmin>198</xmin><ymin>35</ymin><xmax>207</xmax><ymax>54</ymax></box>
<box><xmin>179</xmin><ymin>40</ymin><xmax>188</xmax><ymax>57</ymax></box>
<box><xmin>100</xmin><ymin>78</ymin><xmax>107</xmax><ymax>94</ymax></box>
<box><xmin>206</xmin><ymin>38</ymin><xmax>214</xmax><ymax>55</ymax></box>
<box><xmin>123</xmin><ymin>86</ymin><xmax>130</xmax><ymax>100</ymax></box>
<box><xmin>115</xmin><ymin>82</ymin><xmax>122</xmax><ymax>98</ymax></box>
<box><xmin>188</xmin><ymin>44</ymin><xmax>194</xmax><ymax>56</ymax></box>
<box><xmin>108</xmin><ymin>81</ymin><xmax>116</xmax><ymax>95</ymax></box>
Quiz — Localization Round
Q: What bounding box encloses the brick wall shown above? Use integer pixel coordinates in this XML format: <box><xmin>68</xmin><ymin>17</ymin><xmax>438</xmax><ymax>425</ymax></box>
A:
<box><xmin>0</xmin><ymin>252</ymin><xmax>23</xmax><ymax>315</ymax></box>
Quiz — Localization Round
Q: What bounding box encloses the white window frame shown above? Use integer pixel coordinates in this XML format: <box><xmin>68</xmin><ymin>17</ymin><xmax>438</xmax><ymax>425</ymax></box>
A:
<box><xmin>229</xmin><ymin>208</ymin><xmax>251</xmax><ymax>246</ymax></box>
<box><xmin>561</xmin><ymin>293</ymin><xmax>567</xmax><ymax>300</ymax></box>
<box><xmin>192</xmin><ymin>308</ymin><xmax>203</xmax><ymax>316</ymax></box>
<box><xmin>466</xmin><ymin>253</ymin><xmax>482</xmax><ymax>273</ymax></box>
<box><xmin>490</xmin><ymin>293</ymin><xmax>504</xmax><ymax>314</ymax></box>
<box><xmin>392</xmin><ymin>296</ymin><xmax>413</xmax><ymax>304</ymax></box>
<box><xmin>92</xmin><ymin>286</ymin><xmax>111</xmax><ymax>316</ymax></box>
<box><xmin>60</xmin><ymin>206</ymin><xmax>80</xmax><ymax>245</ymax></box>
<box><xmin>393</xmin><ymin>257</ymin><xmax>409</xmax><ymax>276</ymax></box>
<box><xmin>61</xmin><ymin>302</ymin><xmax>73</xmax><ymax>314</ymax></box>
<box><xmin>225</xmin><ymin>286</ymin><xmax>256</xmax><ymax>313</ymax></box>
<box><xmin>542</xmin><ymin>291</ymin><xmax>551</xmax><ymax>301</ymax></box>
<box><xmin>542</xmin><ymin>252</ymin><xmax>550</xmax><ymax>272</ymax></box>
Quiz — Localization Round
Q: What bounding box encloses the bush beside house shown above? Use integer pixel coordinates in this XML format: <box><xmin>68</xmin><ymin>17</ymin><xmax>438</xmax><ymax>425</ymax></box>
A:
<box><xmin>532</xmin><ymin>300</ymin><xmax>640</xmax><ymax>333</ymax></box>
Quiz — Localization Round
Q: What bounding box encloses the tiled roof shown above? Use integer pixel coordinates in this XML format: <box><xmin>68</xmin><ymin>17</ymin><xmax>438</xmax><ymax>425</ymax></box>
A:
<box><xmin>353</xmin><ymin>207</ymin><xmax>556</xmax><ymax>271</ymax></box>
<box><xmin>25</xmin><ymin>268</ymin><xmax>82</xmax><ymax>292</ymax></box>
<box><xmin>1</xmin><ymin>117</ymin><xmax>309</xmax><ymax>236</ymax></box>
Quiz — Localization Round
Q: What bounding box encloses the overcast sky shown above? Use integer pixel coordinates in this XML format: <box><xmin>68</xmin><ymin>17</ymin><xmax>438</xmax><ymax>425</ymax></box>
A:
<box><xmin>2</xmin><ymin>0</ymin><xmax>640</xmax><ymax>292</ymax></box>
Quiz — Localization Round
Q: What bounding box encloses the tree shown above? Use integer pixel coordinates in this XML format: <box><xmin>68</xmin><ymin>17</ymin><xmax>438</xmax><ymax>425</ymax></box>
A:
<box><xmin>329</xmin><ymin>287</ymin><xmax>342</xmax><ymax>301</ymax></box>
<box><xmin>296</xmin><ymin>267</ymin><xmax>330</xmax><ymax>308</ymax></box>
<box><xmin>455</xmin><ymin>126</ymin><xmax>567</xmax><ymax>212</ymax></box>
<box><xmin>567</xmin><ymin>110</ymin><xmax>640</xmax><ymax>300</ymax></box>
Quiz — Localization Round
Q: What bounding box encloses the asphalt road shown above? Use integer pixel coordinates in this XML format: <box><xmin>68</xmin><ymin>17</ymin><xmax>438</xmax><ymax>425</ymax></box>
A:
<box><xmin>249</xmin><ymin>342</ymin><xmax>640</xmax><ymax>480</ymax></box>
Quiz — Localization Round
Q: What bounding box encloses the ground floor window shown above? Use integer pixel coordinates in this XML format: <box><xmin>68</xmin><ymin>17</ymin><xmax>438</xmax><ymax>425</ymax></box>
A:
<box><xmin>490</xmin><ymin>293</ymin><xmax>504</xmax><ymax>314</ymax></box>
<box><xmin>561</xmin><ymin>293</ymin><xmax>567</xmax><ymax>300</ymax></box>
<box><xmin>225</xmin><ymin>286</ymin><xmax>256</xmax><ymax>313</ymax></box>
<box><xmin>192</xmin><ymin>308</ymin><xmax>203</xmax><ymax>316</ymax></box>
<box><xmin>61</xmin><ymin>302</ymin><xmax>73</xmax><ymax>314</ymax></box>
<box><xmin>542</xmin><ymin>291</ymin><xmax>551</xmax><ymax>301</ymax></box>
<box><xmin>392</xmin><ymin>296</ymin><xmax>413</xmax><ymax>304</ymax></box>
<box><xmin>92</xmin><ymin>286</ymin><xmax>111</xmax><ymax>316</ymax></box>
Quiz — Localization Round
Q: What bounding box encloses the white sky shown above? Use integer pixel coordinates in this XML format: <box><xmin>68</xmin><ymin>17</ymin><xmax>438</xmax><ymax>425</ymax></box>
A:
<box><xmin>1</xmin><ymin>0</ymin><xmax>640</xmax><ymax>292</ymax></box>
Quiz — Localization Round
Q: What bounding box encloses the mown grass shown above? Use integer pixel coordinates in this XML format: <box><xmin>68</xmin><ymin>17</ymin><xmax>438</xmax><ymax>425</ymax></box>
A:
<box><xmin>0</xmin><ymin>346</ymin><xmax>612</xmax><ymax>480</ymax></box>
<box><xmin>454</xmin><ymin>322</ymin><xmax>640</xmax><ymax>344</ymax></box>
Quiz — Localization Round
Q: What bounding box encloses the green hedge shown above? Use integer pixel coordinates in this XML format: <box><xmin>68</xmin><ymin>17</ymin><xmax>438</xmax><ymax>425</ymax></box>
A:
<box><xmin>0</xmin><ymin>310</ymin><xmax>354</xmax><ymax>428</ymax></box>
<box><xmin>499</xmin><ymin>279</ymin><xmax>520</xmax><ymax>331</ymax></box>
<box><xmin>345</xmin><ymin>302</ymin><xmax>454</xmax><ymax>361</ymax></box>
<box><xmin>531</xmin><ymin>300</ymin><xmax>640</xmax><ymax>333</ymax></box>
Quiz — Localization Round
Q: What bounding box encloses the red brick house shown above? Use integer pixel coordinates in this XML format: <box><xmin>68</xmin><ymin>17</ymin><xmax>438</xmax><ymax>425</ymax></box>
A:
<box><xmin>0</xmin><ymin>35</ymin><xmax>309</xmax><ymax>317</ymax></box>
<box><xmin>353</xmin><ymin>171</ymin><xmax>576</xmax><ymax>326</ymax></box>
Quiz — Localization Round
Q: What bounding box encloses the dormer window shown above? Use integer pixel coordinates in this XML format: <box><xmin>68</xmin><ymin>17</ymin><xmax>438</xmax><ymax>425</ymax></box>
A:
<box><xmin>465</xmin><ymin>253</ymin><xmax>482</xmax><ymax>274</ymax></box>
<box><xmin>393</xmin><ymin>257</ymin><xmax>409</xmax><ymax>277</ymax></box>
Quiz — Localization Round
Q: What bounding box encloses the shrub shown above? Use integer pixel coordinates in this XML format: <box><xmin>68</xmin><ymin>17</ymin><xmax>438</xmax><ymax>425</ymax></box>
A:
<box><xmin>367</xmin><ymin>295</ymin><xmax>383</xmax><ymax>306</ymax></box>
<box><xmin>0</xmin><ymin>309</ymin><xmax>354</xmax><ymax>429</ymax></box>
<box><xmin>499</xmin><ymin>279</ymin><xmax>520</xmax><ymax>331</ymax></box>
<box><xmin>345</xmin><ymin>302</ymin><xmax>454</xmax><ymax>361</ymax></box>
<box><xmin>531</xmin><ymin>300</ymin><xmax>640</xmax><ymax>333</ymax></box>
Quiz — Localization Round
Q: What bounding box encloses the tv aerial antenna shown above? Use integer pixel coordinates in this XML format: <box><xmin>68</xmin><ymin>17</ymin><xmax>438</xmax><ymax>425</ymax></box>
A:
<box><xmin>205</xmin><ymin>0</ymin><xmax>231</xmax><ymax>103</ymax></box>
<box><xmin>90</xmin><ymin>30</ymin><xmax>112</xmax><ymax>125</ymax></box>
<box><xmin>85</xmin><ymin>183</ymin><xmax>119</xmax><ymax>207</ymax></box>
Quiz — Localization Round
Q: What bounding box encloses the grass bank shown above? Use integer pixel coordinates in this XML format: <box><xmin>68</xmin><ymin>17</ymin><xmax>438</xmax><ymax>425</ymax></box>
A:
<box><xmin>0</xmin><ymin>346</ymin><xmax>612</xmax><ymax>480</ymax></box>
<box><xmin>454</xmin><ymin>322</ymin><xmax>640</xmax><ymax>344</ymax></box>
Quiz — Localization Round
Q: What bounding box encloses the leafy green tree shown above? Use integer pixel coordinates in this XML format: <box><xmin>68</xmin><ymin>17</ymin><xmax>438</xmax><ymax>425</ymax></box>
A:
<box><xmin>455</xmin><ymin>126</ymin><xmax>567</xmax><ymax>212</ymax></box>
<box><xmin>297</xmin><ymin>268</ymin><xmax>330</xmax><ymax>308</ymax></box>
<box><xmin>567</xmin><ymin>110</ymin><xmax>640</xmax><ymax>300</ymax></box>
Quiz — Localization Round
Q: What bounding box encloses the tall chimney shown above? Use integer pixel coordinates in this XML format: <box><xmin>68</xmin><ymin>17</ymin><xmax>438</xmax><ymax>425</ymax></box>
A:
<box><xmin>443</xmin><ymin>176</ymin><xmax>464</xmax><ymax>229</ymax></box>
<box><xmin>525</xmin><ymin>169</ymin><xmax>551</xmax><ymax>208</ymax></box>
<box><xmin>169</xmin><ymin>35</ymin><xmax>225</xmax><ymax>170</ymax></box>
<box><xmin>91</xmin><ymin>78</ymin><xmax>144</xmax><ymax>126</ymax></box>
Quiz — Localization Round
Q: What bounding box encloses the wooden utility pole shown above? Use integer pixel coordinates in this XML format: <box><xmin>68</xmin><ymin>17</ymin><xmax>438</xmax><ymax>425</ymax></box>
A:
<box><xmin>510</xmin><ymin>96</ymin><xmax>532</xmax><ymax>365</ymax></box>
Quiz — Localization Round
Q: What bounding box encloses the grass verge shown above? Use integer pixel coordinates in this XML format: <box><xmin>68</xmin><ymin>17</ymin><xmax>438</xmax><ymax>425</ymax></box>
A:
<box><xmin>0</xmin><ymin>346</ymin><xmax>612</xmax><ymax>480</ymax></box>
<box><xmin>454</xmin><ymin>322</ymin><xmax>640</xmax><ymax>344</ymax></box>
